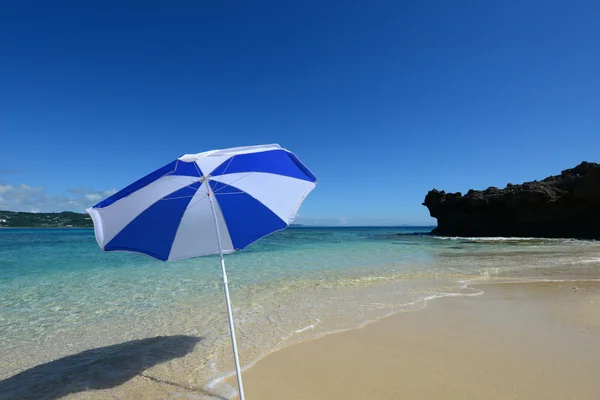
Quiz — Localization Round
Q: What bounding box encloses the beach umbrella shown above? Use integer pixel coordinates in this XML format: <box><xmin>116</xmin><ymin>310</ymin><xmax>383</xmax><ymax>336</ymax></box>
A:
<box><xmin>86</xmin><ymin>144</ymin><xmax>317</xmax><ymax>399</ymax></box>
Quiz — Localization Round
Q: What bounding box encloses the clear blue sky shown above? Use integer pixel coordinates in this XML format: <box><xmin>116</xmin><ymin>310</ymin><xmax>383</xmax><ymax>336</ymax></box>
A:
<box><xmin>1</xmin><ymin>1</ymin><xmax>599</xmax><ymax>225</ymax></box>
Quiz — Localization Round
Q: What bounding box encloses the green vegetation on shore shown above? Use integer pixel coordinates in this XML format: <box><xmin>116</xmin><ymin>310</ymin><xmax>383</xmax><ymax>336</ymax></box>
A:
<box><xmin>0</xmin><ymin>210</ymin><xmax>93</xmax><ymax>228</ymax></box>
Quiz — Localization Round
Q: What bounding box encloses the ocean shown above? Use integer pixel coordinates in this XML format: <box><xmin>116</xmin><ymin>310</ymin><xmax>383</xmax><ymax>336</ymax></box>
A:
<box><xmin>1</xmin><ymin>227</ymin><xmax>599</xmax><ymax>399</ymax></box>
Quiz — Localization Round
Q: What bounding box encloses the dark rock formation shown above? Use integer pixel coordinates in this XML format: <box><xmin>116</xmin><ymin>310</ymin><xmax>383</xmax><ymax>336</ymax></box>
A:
<box><xmin>423</xmin><ymin>162</ymin><xmax>600</xmax><ymax>239</ymax></box>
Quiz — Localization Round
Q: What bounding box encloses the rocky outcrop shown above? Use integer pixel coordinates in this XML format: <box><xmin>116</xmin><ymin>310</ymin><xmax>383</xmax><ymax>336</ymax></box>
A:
<box><xmin>423</xmin><ymin>162</ymin><xmax>600</xmax><ymax>239</ymax></box>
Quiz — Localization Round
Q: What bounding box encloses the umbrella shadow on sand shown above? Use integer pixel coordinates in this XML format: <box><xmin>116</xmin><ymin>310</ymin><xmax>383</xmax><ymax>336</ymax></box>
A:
<box><xmin>0</xmin><ymin>335</ymin><xmax>210</xmax><ymax>400</ymax></box>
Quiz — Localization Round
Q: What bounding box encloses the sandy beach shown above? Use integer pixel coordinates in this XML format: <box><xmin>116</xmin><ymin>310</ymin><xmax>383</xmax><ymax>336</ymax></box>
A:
<box><xmin>227</xmin><ymin>281</ymin><xmax>600</xmax><ymax>400</ymax></box>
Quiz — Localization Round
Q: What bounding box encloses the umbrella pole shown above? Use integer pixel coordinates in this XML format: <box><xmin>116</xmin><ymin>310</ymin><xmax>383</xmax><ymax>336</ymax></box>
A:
<box><xmin>207</xmin><ymin>189</ymin><xmax>246</xmax><ymax>400</ymax></box>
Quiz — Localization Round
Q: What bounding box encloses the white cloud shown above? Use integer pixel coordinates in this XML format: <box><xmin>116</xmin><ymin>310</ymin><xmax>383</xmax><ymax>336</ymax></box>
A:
<box><xmin>19</xmin><ymin>184</ymin><xmax>42</xmax><ymax>191</ymax></box>
<box><xmin>85</xmin><ymin>193</ymin><xmax>103</xmax><ymax>202</ymax></box>
<box><xmin>0</xmin><ymin>183</ymin><xmax>118</xmax><ymax>213</ymax></box>
<box><xmin>0</xmin><ymin>184</ymin><xmax>14</xmax><ymax>194</ymax></box>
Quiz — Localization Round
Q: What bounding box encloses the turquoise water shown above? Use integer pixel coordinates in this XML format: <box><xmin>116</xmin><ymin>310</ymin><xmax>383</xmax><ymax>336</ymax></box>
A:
<box><xmin>1</xmin><ymin>227</ymin><xmax>600</xmax><ymax>399</ymax></box>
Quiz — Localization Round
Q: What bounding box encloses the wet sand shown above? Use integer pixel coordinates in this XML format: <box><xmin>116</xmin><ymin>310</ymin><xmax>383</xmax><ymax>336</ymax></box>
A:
<box><xmin>228</xmin><ymin>281</ymin><xmax>600</xmax><ymax>400</ymax></box>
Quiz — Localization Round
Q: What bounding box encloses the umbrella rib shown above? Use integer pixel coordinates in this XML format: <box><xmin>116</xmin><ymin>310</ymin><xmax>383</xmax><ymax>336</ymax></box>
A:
<box><xmin>186</xmin><ymin>194</ymin><xmax>208</xmax><ymax>209</ymax></box>
<box><xmin>184</xmin><ymin>170</ymin><xmax>253</xmax><ymax>210</ymax></box>
<box><xmin>181</xmin><ymin>156</ymin><xmax>238</xmax><ymax>209</ymax></box>
<box><xmin>158</xmin><ymin>181</ymin><xmax>207</xmax><ymax>201</ymax></box>
<box><xmin>192</xmin><ymin>160</ymin><xmax>203</xmax><ymax>176</ymax></box>
<box><xmin>159</xmin><ymin>195</ymin><xmax>197</xmax><ymax>201</ymax></box>
<box><xmin>211</xmin><ymin>172</ymin><xmax>253</xmax><ymax>194</ymax></box>
<box><xmin>217</xmin><ymin>155</ymin><xmax>235</xmax><ymax>177</ymax></box>
<box><xmin>161</xmin><ymin>160</ymin><xmax>180</xmax><ymax>178</ymax></box>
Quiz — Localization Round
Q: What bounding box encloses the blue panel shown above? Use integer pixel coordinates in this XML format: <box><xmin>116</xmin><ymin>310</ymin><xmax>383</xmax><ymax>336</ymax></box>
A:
<box><xmin>174</xmin><ymin>160</ymin><xmax>202</xmax><ymax>177</ymax></box>
<box><xmin>210</xmin><ymin>150</ymin><xmax>316</xmax><ymax>182</ymax></box>
<box><xmin>94</xmin><ymin>159</ymin><xmax>201</xmax><ymax>209</ymax></box>
<box><xmin>212</xmin><ymin>181</ymin><xmax>287</xmax><ymax>250</ymax></box>
<box><xmin>104</xmin><ymin>182</ymin><xmax>201</xmax><ymax>261</ymax></box>
<box><xmin>286</xmin><ymin>151</ymin><xmax>317</xmax><ymax>182</ymax></box>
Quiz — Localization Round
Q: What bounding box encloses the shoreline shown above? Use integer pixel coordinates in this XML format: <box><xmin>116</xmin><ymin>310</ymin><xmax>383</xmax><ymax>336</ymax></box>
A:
<box><xmin>2</xmin><ymin>277</ymin><xmax>600</xmax><ymax>399</ymax></box>
<box><xmin>204</xmin><ymin>280</ymin><xmax>485</xmax><ymax>396</ymax></box>
<box><xmin>211</xmin><ymin>278</ymin><xmax>596</xmax><ymax>392</ymax></box>
<box><xmin>224</xmin><ymin>279</ymin><xmax>600</xmax><ymax>400</ymax></box>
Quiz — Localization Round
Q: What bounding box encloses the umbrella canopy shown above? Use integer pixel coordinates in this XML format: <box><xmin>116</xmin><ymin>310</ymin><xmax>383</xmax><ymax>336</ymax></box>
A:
<box><xmin>86</xmin><ymin>144</ymin><xmax>316</xmax><ymax>400</ymax></box>
<box><xmin>87</xmin><ymin>144</ymin><xmax>316</xmax><ymax>261</ymax></box>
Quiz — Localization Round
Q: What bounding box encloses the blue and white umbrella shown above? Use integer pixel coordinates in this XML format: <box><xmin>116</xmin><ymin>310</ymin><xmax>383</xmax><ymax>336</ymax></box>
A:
<box><xmin>87</xmin><ymin>144</ymin><xmax>316</xmax><ymax>399</ymax></box>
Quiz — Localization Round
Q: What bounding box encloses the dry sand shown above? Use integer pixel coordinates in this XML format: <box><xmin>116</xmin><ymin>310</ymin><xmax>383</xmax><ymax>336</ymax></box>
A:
<box><xmin>227</xmin><ymin>281</ymin><xmax>600</xmax><ymax>400</ymax></box>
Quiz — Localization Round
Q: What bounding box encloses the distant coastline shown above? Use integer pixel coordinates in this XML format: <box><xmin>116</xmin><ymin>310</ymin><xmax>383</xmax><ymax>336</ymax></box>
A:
<box><xmin>0</xmin><ymin>212</ymin><xmax>434</xmax><ymax>229</ymax></box>
<box><xmin>0</xmin><ymin>210</ymin><xmax>93</xmax><ymax>228</ymax></box>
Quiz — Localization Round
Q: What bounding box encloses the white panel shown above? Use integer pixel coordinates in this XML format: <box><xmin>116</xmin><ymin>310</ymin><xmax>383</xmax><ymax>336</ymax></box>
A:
<box><xmin>210</xmin><ymin>172</ymin><xmax>316</xmax><ymax>224</ymax></box>
<box><xmin>87</xmin><ymin>175</ymin><xmax>200</xmax><ymax>248</ymax></box>
<box><xmin>168</xmin><ymin>184</ymin><xmax>234</xmax><ymax>260</ymax></box>
<box><xmin>179</xmin><ymin>144</ymin><xmax>282</xmax><ymax>162</ymax></box>
<box><xmin>194</xmin><ymin>155</ymin><xmax>232</xmax><ymax>177</ymax></box>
